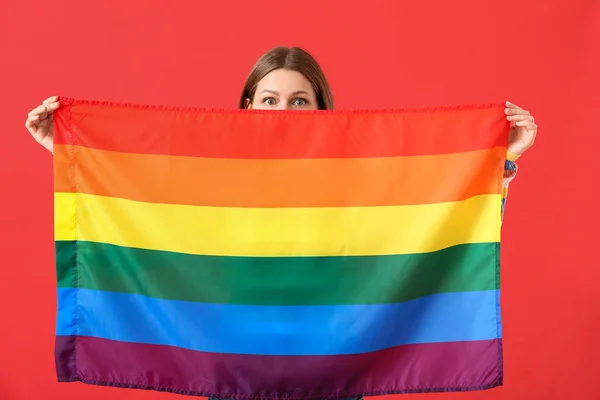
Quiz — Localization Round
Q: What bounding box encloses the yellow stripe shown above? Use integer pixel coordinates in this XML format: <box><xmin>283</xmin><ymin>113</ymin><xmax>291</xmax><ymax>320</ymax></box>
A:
<box><xmin>55</xmin><ymin>189</ymin><xmax>76</xmax><ymax>243</ymax></box>
<box><xmin>55</xmin><ymin>193</ymin><xmax>501</xmax><ymax>257</ymax></box>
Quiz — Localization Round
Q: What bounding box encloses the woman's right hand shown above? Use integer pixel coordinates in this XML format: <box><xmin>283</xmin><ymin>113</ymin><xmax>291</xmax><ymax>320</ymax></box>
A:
<box><xmin>25</xmin><ymin>96</ymin><xmax>60</xmax><ymax>153</ymax></box>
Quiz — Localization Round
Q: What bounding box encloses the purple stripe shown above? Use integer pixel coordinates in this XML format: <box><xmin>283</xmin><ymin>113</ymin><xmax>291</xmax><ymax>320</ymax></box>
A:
<box><xmin>56</xmin><ymin>336</ymin><xmax>502</xmax><ymax>399</ymax></box>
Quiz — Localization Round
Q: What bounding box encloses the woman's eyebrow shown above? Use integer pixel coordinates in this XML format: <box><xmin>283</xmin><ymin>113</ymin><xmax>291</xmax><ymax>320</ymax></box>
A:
<box><xmin>260</xmin><ymin>90</ymin><xmax>310</xmax><ymax>96</ymax></box>
<box><xmin>260</xmin><ymin>89</ymin><xmax>279</xmax><ymax>95</ymax></box>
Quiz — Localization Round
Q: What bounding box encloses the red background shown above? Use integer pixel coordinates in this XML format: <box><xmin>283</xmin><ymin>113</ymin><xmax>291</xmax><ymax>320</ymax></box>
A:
<box><xmin>1</xmin><ymin>0</ymin><xmax>599</xmax><ymax>399</ymax></box>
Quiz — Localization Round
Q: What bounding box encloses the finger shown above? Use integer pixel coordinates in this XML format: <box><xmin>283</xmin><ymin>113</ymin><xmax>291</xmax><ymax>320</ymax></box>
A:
<box><xmin>506</xmin><ymin>114</ymin><xmax>534</xmax><ymax>122</ymax></box>
<box><xmin>28</xmin><ymin>106</ymin><xmax>42</xmax><ymax>117</ymax></box>
<box><xmin>42</xmin><ymin>95</ymin><xmax>59</xmax><ymax>104</ymax></box>
<box><xmin>43</xmin><ymin>98</ymin><xmax>61</xmax><ymax>110</ymax></box>
<box><xmin>505</xmin><ymin>107</ymin><xmax>530</xmax><ymax>116</ymax></box>
<box><xmin>25</xmin><ymin>115</ymin><xmax>39</xmax><ymax>129</ymax></box>
<box><xmin>505</xmin><ymin>101</ymin><xmax>521</xmax><ymax>109</ymax></box>
<box><xmin>28</xmin><ymin>103</ymin><xmax>54</xmax><ymax>120</ymax></box>
<box><xmin>43</xmin><ymin>101</ymin><xmax>60</xmax><ymax>112</ymax></box>
<box><xmin>515</xmin><ymin>120</ymin><xmax>537</xmax><ymax>129</ymax></box>
<box><xmin>37</xmin><ymin>104</ymin><xmax>52</xmax><ymax>119</ymax></box>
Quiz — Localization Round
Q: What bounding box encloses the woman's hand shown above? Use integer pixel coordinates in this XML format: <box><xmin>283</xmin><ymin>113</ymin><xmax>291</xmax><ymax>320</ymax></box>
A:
<box><xmin>25</xmin><ymin>96</ymin><xmax>60</xmax><ymax>153</ymax></box>
<box><xmin>505</xmin><ymin>101</ymin><xmax>537</xmax><ymax>157</ymax></box>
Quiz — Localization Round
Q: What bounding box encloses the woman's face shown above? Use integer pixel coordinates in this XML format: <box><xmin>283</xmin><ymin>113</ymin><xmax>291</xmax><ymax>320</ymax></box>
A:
<box><xmin>250</xmin><ymin>69</ymin><xmax>318</xmax><ymax>110</ymax></box>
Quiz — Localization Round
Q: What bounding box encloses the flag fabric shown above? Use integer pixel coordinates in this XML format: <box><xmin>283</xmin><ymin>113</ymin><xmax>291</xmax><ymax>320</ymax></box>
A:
<box><xmin>52</xmin><ymin>98</ymin><xmax>508</xmax><ymax>399</ymax></box>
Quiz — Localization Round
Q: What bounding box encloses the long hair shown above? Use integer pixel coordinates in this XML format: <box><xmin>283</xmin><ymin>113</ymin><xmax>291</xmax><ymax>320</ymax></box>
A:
<box><xmin>239</xmin><ymin>46</ymin><xmax>334</xmax><ymax>110</ymax></box>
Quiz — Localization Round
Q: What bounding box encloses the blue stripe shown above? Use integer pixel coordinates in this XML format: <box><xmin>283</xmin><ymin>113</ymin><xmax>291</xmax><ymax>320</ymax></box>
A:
<box><xmin>56</xmin><ymin>288</ymin><xmax>500</xmax><ymax>356</ymax></box>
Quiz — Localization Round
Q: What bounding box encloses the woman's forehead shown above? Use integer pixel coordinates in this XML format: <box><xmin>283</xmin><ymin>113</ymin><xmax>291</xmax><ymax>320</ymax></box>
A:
<box><xmin>256</xmin><ymin>69</ymin><xmax>315</xmax><ymax>96</ymax></box>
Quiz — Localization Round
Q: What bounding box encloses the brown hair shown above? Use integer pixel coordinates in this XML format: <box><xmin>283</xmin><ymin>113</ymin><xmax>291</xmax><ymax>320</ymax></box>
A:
<box><xmin>239</xmin><ymin>46</ymin><xmax>334</xmax><ymax>110</ymax></box>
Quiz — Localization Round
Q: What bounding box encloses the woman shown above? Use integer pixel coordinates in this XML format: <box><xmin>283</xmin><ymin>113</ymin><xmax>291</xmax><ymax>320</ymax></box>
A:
<box><xmin>24</xmin><ymin>46</ymin><xmax>537</xmax><ymax>400</ymax></box>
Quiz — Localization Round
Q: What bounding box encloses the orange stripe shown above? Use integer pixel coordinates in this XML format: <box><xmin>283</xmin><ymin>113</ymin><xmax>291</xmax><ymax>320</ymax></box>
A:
<box><xmin>54</xmin><ymin>145</ymin><xmax>505</xmax><ymax>208</ymax></box>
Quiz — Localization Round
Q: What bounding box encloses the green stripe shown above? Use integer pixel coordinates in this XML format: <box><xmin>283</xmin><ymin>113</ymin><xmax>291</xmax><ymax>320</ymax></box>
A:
<box><xmin>56</xmin><ymin>241</ymin><xmax>499</xmax><ymax>306</ymax></box>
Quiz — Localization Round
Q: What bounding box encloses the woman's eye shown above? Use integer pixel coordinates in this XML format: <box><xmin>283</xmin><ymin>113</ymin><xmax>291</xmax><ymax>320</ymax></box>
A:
<box><xmin>263</xmin><ymin>97</ymin><xmax>277</xmax><ymax>105</ymax></box>
<box><xmin>293</xmin><ymin>98</ymin><xmax>307</xmax><ymax>106</ymax></box>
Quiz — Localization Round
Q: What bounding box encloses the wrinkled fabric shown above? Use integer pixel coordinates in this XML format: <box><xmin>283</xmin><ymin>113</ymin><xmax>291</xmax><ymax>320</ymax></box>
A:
<box><xmin>53</xmin><ymin>98</ymin><xmax>507</xmax><ymax>399</ymax></box>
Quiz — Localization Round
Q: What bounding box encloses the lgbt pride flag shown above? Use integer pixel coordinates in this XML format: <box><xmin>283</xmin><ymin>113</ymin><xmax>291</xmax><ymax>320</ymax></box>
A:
<box><xmin>53</xmin><ymin>98</ymin><xmax>508</xmax><ymax>399</ymax></box>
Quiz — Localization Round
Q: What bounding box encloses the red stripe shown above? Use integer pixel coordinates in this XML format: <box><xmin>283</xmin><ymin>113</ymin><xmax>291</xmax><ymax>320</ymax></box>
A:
<box><xmin>53</xmin><ymin>99</ymin><xmax>508</xmax><ymax>158</ymax></box>
<box><xmin>56</xmin><ymin>335</ymin><xmax>502</xmax><ymax>399</ymax></box>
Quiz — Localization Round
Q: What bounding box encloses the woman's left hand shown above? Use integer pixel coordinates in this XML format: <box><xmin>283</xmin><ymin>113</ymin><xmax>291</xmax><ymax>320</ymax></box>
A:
<box><xmin>505</xmin><ymin>101</ymin><xmax>537</xmax><ymax>157</ymax></box>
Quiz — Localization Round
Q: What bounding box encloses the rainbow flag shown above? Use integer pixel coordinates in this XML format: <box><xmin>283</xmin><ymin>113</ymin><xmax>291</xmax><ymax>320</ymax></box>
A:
<box><xmin>53</xmin><ymin>98</ymin><xmax>508</xmax><ymax>399</ymax></box>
